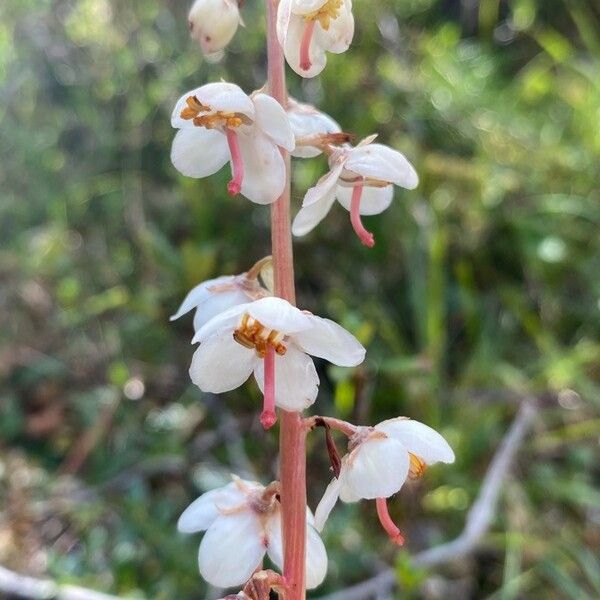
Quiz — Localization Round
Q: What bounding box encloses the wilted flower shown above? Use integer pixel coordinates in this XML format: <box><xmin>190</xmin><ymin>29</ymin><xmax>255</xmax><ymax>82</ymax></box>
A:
<box><xmin>170</xmin><ymin>257</ymin><xmax>272</xmax><ymax>332</ymax></box>
<box><xmin>188</xmin><ymin>0</ymin><xmax>242</xmax><ymax>55</ymax></box>
<box><xmin>171</xmin><ymin>82</ymin><xmax>295</xmax><ymax>204</ymax></box>
<box><xmin>189</xmin><ymin>296</ymin><xmax>365</xmax><ymax>428</ymax></box>
<box><xmin>292</xmin><ymin>135</ymin><xmax>419</xmax><ymax>247</ymax></box>
<box><xmin>314</xmin><ymin>418</ymin><xmax>454</xmax><ymax>542</ymax></box>
<box><xmin>178</xmin><ymin>476</ymin><xmax>327</xmax><ymax>589</ymax></box>
<box><xmin>277</xmin><ymin>0</ymin><xmax>354</xmax><ymax>77</ymax></box>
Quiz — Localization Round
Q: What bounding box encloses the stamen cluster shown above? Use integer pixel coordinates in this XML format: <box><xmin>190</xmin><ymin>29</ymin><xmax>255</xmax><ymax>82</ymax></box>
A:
<box><xmin>181</xmin><ymin>95</ymin><xmax>245</xmax><ymax>129</ymax></box>
<box><xmin>233</xmin><ymin>313</ymin><xmax>287</xmax><ymax>357</ymax></box>
<box><xmin>304</xmin><ymin>0</ymin><xmax>344</xmax><ymax>29</ymax></box>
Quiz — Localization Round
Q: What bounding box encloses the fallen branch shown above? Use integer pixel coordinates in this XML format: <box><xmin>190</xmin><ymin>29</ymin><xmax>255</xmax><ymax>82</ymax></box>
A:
<box><xmin>316</xmin><ymin>400</ymin><xmax>538</xmax><ymax>600</ymax></box>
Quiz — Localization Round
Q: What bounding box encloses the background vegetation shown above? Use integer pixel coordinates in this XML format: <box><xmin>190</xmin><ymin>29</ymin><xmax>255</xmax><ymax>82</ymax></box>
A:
<box><xmin>1</xmin><ymin>0</ymin><xmax>599</xmax><ymax>598</ymax></box>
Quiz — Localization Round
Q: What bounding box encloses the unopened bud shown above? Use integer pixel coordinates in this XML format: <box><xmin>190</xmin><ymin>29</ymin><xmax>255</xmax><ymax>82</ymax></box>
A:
<box><xmin>188</xmin><ymin>0</ymin><xmax>241</xmax><ymax>55</ymax></box>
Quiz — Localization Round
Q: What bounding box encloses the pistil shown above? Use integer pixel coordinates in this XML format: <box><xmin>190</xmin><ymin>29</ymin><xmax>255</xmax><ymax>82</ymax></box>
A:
<box><xmin>225</xmin><ymin>127</ymin><xmax>244</xmax><ymax>196</ymax></box>
<box><xmin>376</xmin><ymin>497</ymin><xmax>405</xmax><ymax>546</ymax></box>
<box><xmin>299</xmin><ymin>20</ymin><xmax>316</xmax><ymax>72</ymax></box>
<box><xmin>261</xmin><ymin>345</ymin><xmax>277</xmax><ymax>430</ymax></box>
<box><xmin>349</xmin><ymin>182</ymin><xmax>375</xmax><ymax>247</ymax></box>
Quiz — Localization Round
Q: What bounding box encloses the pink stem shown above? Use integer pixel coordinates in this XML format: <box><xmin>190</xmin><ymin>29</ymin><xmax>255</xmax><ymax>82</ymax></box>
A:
<box><xmin>261</xmin><ymin>345</ymin><xmax>277</xmax><ymax>430</ymax></box>
<box><xmin>265</xmin><ymin>2</ymin><xmax>305</xmax><ymax>599</ymax></box>
<box><xmin>307</xmin><ymin>415</ymin><xmax>358</xmax><ymax>437</ymax></box>
<box><xmin>376</xmin><ymin>497</ymin><xmax>405</xmax><ymax>546</ymax></box>
<box><xmin>225</xmin><ymin>127</ymin><xmax>244</xmax><ymax>196</ymax></box>
<box><xmin>350</xmin><ymin>182</ymin><xmax>375</xmax><ymax>247</ymax></box>
<box><xmin>299</xmin><ymin>20</ymin><xmax>316</xmax><ymax>72</ymax></box>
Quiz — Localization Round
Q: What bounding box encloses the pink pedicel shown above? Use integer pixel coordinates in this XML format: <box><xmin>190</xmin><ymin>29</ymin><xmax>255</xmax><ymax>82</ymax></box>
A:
<box><xmin>299</xmin><ymin>20</ymin><xmax>316</xmax><ymax>72</ymax></box>
<box><xmin>376</xmin><ymin>497</ymin><xmax>405</xmax><ymax>546</ymax></box>
<box><xmin>350</xmin><ymin>183</ymin><xmax>375</xmax><ymax>247</ymax></box>
<box><xmin>260</xmin><ymin>345</ymin><xmax>277</xmax><ymax>430</ymax></box>
<box><xmin>225</xmin><ymin>128</ymin><xmax>244</xmax><ymax>196</ymax></box>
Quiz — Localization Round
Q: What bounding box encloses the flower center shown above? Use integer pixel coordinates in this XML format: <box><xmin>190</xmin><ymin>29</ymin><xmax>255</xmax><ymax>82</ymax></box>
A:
<box><xmin>180</xmin><ymin>95</ymin><xmax>245</xmax><ymax>129</ymax></box>
<box><xmin>233</xmin><ymin>313</ymin><xmax>287</xmax><ymax>358</ymax></box>
<box><xmin>408</xmin><ymin>453</ymin><xmax>427</xmax><ymax>479</ymax></box>
<box><xmin>304</xmin><ymin>0</ymin><xmax>344</xmax><ymax>30</ymax></box>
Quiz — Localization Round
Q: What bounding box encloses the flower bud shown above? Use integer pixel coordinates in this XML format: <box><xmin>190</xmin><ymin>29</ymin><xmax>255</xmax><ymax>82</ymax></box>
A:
<box><xmin>188</xmin><ymin>0</ymin><xmax>241</xmax><ymax>55</ymax></box>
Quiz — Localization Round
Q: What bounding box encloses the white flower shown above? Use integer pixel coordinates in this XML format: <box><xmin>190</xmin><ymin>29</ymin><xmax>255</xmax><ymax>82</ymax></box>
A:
<box><xmin>170</xmin><ymin>258</ymin><xmax>271</xmax><ymax>332</ymax></box>
<box><xmin>178</xmin><ymin>476</ymin><xmax>327</xmax><ymax>589</ymax></box>
<box><xmin>189</xmin><ymin>296</ymin><xmax>365</xmax><ymax>427</ymax></box>
<box><xmin>314</xmin><ymin>418</ymin><xmax>454</xmax><ymax>532</ymax></box>
<box><xmin>171</xmin><ymin>82</ymin><xmax>295</xmax><ymax>204</ymax></box>
<box><xmin>292</xmin><ymin>136</ymin><xmax>419</xmax><ymax>246</ymax></box>
<box><xmin>277</xmin><ymin>0</ymin><xmax>354</xmax><ymax>78</ymax></box>
<box><xmin>286</xmin><ymin>98</ymin><xmax>344</xmax><ymax>158</ymax></box>
<box><xmin>188</xmin><ymin>0</ymin><xmax>242</xmax><ymax>55</ymax></box>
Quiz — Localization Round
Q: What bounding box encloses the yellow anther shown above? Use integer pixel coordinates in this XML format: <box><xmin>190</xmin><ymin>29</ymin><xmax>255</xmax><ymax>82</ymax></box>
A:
<box><xmin>408</xmin><ymin>453</ymin><xmax>427</xmax><ymax>479</ymax></box>
<box><xmin>233</xmin><ymin>314</ymin><xmax>287</xmax><ymax>358</ymax></box>
<box><xmin>304</xmin><ymin>0</ymin><xmax>344</xmax><ymax>30</ymax></box>
<box><xmin>180</xmin><ymin>95</ymin><xmax>244</xmax><ymax>129</ymax></box>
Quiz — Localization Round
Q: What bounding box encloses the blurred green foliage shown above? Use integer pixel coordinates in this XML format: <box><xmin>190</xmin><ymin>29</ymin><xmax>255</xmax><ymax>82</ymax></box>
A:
<box><xmin>0</xmin><ymin>0</ymin><xmax>599</xmax><ymax>598</ymax></box>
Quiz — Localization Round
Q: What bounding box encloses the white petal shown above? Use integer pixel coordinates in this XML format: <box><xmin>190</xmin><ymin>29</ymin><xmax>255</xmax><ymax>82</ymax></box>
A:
<box><xmin>345</xmin><ymin>144</ymin><xmax>419</xmax><ymax>189</ymax></box>
<box><xmin>291</xmin><ymin>0</ymin><xmax>329</xmax><ymax>14</ymax></box>
<box><xmin>172</xmin><ymin>82</ymin><xmax>254</xmax><ymax>128</ymax></box>
<box><xmin>375</xmin><ymin>419</ymin><xmax>455</xmax><ymax>464</ymax></box>
<box><xmin>336</xmin><ymin>184</ymin><xmax>394</xmax><ymax>216</ymax></box>
<box><xmin>288</xmin><ymin>100</ymin><xmax>341</xmax><ymax>158</ymax></box>
<box><xmin>283</xmin><ymin>14</ymin><xmax>327</xmax><ymax>78</ymax></box>
<box><xmin>254</xmin><ymin>345</ymin><xmax>319</xmax><ymax>411</ymax></box>
<box><xmin>264</xmin><ymin>511</ymin><xmax>284</xmax><ymax>571</ymax></box>
<box><xmin>314</xmin><ymin>477</ymin><xmax>342</xmax><ymax>532</ymax></box>
<box><xmin>303</xmin><ymin>162</ymin><xmax>345</xmax><ymax>207</ymax></box>
<box><xmin>292</xmin><ymin>185</ymin><xmax>337</xmax><ymax>236</ymax></box>
<box><xmin>196</xmin><ymin>82</ymin><xmax>254</xmax><ymax>116</ymax></box>
<box><xmin>170</xmin><ymin>275</ymin><xmax>237</xmax><ymax>321</ymax></box>
<box><xmin>276</xmin><ymin>0</ymin><xmax>293</xmax><ymax>46</ymax></box>
<box><xmin>198</xmin><ymin>511</ymin><xmax>266</xmax><ymax>588</ymax></box>
<box><xmin>306</xmin><ymin>524</ymin><xmax>328</xmax><ymax>589</ymax></box>
<box><xmin>293</xmin><ymin>315</ymin><xmax>365</xmax><ymax>366</ymax></box>
<box><xmin>177</xmin><ymin>482</ymin><xmax>245</xmax><ymax>533</ymax></box>
<box><xmin>170</xmin><ymin>128</ymin><xmax>229</xmax><ymax>178</ymax></box>
<box><xmin>287</xmin><ymin>98</ymin><xmax>340</xmax><ymax>133</ymax></box>
<box><xmin>253</xmin><ymin>93</ymin><xmax>295</xmax><ymax>152</ymax></box>
<box><xmin>313</xmin><ymin>2</ymin><xmax>354</xmax><ymax>54</ymax></box>
<box><xmin>238</xmin><ymin>130</ymin><xmax>286</xmax><ymax>204</ymax></box>
<box><xmin>342</xmin><ymin>438</ymin><xmax>410</xmax><ymax>500</ymax></box>
<box><xmin>192</xmin><ymin>290</ymin><xmax>252</xmax><ymax>332</ymax></box>
<box><xmin>356</xmin><ymin>133</ymin><xmax>379</xmax><ymax>148</ymax></box>
<box><xmin>265</xmin><ymin>511</ymin><xmax>327</xmax><ymax>590</ymax></box>
<box><xmin>245</xmin><ymin>297</ymin><xmax>312</xmax><ymax>334</ymax></box>
<box><xmin>190</xmin><ymin>333</ymin><xmax>256</xmax><ymax>393</ymax></box>
<box><xmin>193</xmin><ymin>302</ymin><xmax>250</xmax><ymax>343</ymax></box>
<box><xmin>338</xmin><ymin>480</ymin><xmax>362</xmax><ymax>503</ymax></box>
